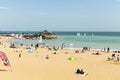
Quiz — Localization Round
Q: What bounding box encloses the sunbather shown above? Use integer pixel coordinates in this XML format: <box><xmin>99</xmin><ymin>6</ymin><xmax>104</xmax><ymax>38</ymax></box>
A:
<box><xmin>76</xmin><ymin>68</ymin><xmax>88</xmax><ymax>76</ymax></box>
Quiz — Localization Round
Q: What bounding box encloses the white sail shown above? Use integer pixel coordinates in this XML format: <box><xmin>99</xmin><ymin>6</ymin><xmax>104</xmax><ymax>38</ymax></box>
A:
<box><xmin>84</xmin><ymin>33</ymin><xmax>86</xmax><ymax>36</ymax></box>
<box><xmin>19</xmin><ymin>34</ymin><xmax>23</xmax><ymax>39</ymax></box>
<box><xmin>92</xmin><ymin>33</ymin><xmax>94</xmax><ymax>37</ymax></box>
<box><xmin>77</xmin><ymin>33</ymin><xmax>80</xmax><ymax>36</ymax></box>
<box><xmin>38</xmin><ymin>36</ymin><xmax>42</xmax><ymax>43</ymax></box>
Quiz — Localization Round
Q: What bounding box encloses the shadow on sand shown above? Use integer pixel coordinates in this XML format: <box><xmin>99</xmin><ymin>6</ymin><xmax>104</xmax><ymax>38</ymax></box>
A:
<box><xmin>110</xmin><ymin>62</ymin><xmax>120</xmax><ymax>65</ymax></box>
<box><xmin>105</xmin><ymin>61</ymin><xmax>120</xmax><ymax>65</ymax></box>
<box><xmin>0</xmin><ymin>69</ymin><xmax>8</xmax><ymax>71</ymax></box>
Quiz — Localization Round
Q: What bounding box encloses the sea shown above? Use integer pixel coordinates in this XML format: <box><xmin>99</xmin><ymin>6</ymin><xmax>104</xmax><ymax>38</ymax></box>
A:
<box><xmin>3</xmin><ymin>31</ymin><xmax>120</xmax><ymax>51</ymax></box>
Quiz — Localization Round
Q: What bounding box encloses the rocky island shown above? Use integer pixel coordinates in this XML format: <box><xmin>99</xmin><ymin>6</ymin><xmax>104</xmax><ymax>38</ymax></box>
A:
<box><xmin>39</xmin><ymin>30</ymin><xmax>57</xmax><ymax>39</ymax></box>
<box><xmin>0</xmin><ymin>30</ymin><xmax>57</xmax><ymax>40</ymax></box>
<box><xmin>23</xmin><ymin>30</ymin><xmax>57</xmax><ymax>39</ymax></box>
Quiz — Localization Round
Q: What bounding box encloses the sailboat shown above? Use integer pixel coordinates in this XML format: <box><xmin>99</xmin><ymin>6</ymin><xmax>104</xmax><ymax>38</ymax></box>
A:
<box><xmin>92</xmin><ymin>33</ymin><xmax>94</xmax><ymax>37</ymax></box>
<box><xmin>77</xmin><ymin>33</ymin><xmax>80</xmax><ymax>36</ymax></box>
<box><xmin>39</xmin><ymin>36</ymin><xmax>42</xmax><ymax>43</ymax></box>
<box><xmin>19</xmin><ymin>34</ymin><xmax>23</xmax><ymax>39</ymax></box>
<box><xmin>38</xmin><ymin>36</ymin><xmax>45</xmax><ymax>45</ymax></box>
<box><xmin>83</xmin><ymin>33</ymin><xmax>86</xmax><ymax>36</ymax></box>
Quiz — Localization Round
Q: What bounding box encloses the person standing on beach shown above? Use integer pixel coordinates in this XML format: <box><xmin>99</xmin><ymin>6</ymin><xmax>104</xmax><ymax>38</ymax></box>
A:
<box><xmin>104</xmin><ymin>48</ymin><xmax>106</xmax><ymax>52</ymax></box>
<box><xmin>117</xmin><ymin>55</ymin><xmax>119</xmax><ymax>62</ymax></box>
<box><xmin>61</xmin><ymin>43</ymin><xmax>65</xmax><ymax>49</ymax></box>
<box><xmin>112</xmin><ymin>54</ymin><xmax>115</xmax><ymax>60</ymax></box>
<box><xmin>35</xmin><ymin>43</ymin><xmax>39</xmax><ymax>50</ymax></box>
<box><xmin>19</xmin><ymin>53</ymin><xmax>21</xmax><ymax>58</ymax></box>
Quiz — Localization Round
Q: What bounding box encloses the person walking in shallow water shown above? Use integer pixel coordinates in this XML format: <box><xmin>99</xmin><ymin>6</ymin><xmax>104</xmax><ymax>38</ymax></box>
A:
<box><xmin>107</xmin><ymin>47</ymin><xmax>110</xmax><ymax>53</ymax></box>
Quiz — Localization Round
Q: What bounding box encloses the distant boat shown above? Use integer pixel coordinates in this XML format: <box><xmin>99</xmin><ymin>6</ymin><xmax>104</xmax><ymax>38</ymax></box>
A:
<box><xmin>38</xmin><ymin>36</ymin><xmax>45</xmax><ymax>45</ymax></box>
<box><xmin>38</xmin><ymin>36</ymin><xmax>42</xmax><ymax>43</ymax></box>
<box><xmin>92</xmin><ymin>33</ymin><xmax>94</xmax><ymax>37</ymax></box>
<box><xmin>77</xmin><ymin>33</ymin><xmax>80</xmax><ymax>36</ymax></box>
<box><xmin>19</xmin><ymin>34</ymin><xmax>23</xmax><ymax>39</ymax></box>
<box><xmin>84</xmin><ymin>33</ymin><xmax>86</xmax><ymax>36</ymax></box>
<box><xmin>32</xmin><ymin>38</ymin><xmax>37</xmax><ymax>40</ymax></box>
<box><xmin>69</xmin><ymin>43</ymin><xmax>73</xmax><ymax>48</ymax></box>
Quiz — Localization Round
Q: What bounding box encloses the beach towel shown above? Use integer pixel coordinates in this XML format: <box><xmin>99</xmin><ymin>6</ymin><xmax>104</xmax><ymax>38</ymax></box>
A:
<box><xmin>76</xmin><ymin>72</ymin><xmax>88</xmax><ymax>76</ymax></box>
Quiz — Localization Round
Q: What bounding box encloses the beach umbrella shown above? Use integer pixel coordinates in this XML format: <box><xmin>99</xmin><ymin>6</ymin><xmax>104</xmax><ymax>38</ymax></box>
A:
<box><xmin>28</xmin><ymin>49</ymin><xmax>33</xmax><ymax>53</ymax></box>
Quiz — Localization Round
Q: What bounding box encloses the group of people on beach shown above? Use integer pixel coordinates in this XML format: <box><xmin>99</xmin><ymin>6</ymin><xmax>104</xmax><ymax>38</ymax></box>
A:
<box><xmin>103</xmin><ymin>47</ymin><xmax>110</xmax><ymax>53</ymax></box>
<box><xmin>76</xmin><ymin>68</ymin><xmax>88</xmax><ymax>76</ymax></box>
<box><xmin>107</xmin><ymin>53</ymin><xmax>119</xmax><ymax>62</ymax></box>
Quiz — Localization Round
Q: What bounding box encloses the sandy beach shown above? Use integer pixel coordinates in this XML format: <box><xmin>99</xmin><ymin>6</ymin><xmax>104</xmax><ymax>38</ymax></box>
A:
<box><xmin>0</xmin><ymin>36</ymin><xmax>120</xmax><ymax>80</ymax></box>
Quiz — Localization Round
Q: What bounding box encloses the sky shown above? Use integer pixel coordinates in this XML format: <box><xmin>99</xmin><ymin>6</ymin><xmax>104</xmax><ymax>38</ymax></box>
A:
<box><xmin>0</xmin><ymin>0</ymin><xmax>120</xmax><ymax>31</ymax></box>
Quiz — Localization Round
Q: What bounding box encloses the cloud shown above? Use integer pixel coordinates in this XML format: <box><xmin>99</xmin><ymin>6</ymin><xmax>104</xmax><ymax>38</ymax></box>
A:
<box><xmin>0</xmin><ymin>6</ymin><xmax>8</xmax><ymax>10</ymax></box>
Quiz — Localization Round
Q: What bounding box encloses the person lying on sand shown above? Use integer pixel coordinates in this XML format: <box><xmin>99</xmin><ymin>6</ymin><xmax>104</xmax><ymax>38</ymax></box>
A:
<box><xmin>92</xmin><ymin>51</ymin><xmax>100</xmax><ymax>55</ymax></box>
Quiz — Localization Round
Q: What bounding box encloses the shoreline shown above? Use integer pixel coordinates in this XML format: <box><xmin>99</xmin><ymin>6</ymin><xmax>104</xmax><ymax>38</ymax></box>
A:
<box><xmin>6</xmin><ymin>38</ymin><xmax>120</xmax><ymax>52</ymax></box>
<box><xmin>1</xmin><ymin>32</ymin><xmax>120</xmax><ymax>50</ymax></box>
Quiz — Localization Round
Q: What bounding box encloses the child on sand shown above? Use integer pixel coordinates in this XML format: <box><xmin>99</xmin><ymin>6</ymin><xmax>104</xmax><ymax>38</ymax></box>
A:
<box><xmin>19</xmin><ymin>53</ymin><xmax>21</xmax><ymax>58</ymax></box>
<box><xmin>45</xmin><ymin>55</ymin><xmax>49</xmax><ymax>59</ymax></box>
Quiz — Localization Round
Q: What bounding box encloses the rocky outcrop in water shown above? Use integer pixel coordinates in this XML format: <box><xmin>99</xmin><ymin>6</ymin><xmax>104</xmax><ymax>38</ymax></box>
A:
<box><xmin>22</xmin><ymin>30</ymin><xmax>57</xmax><ymax>39</ymax></box>
<box><xmin>39</xmin><ymin>30</ymin><xmax>57</xmax><ymax>39</ymax></box>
